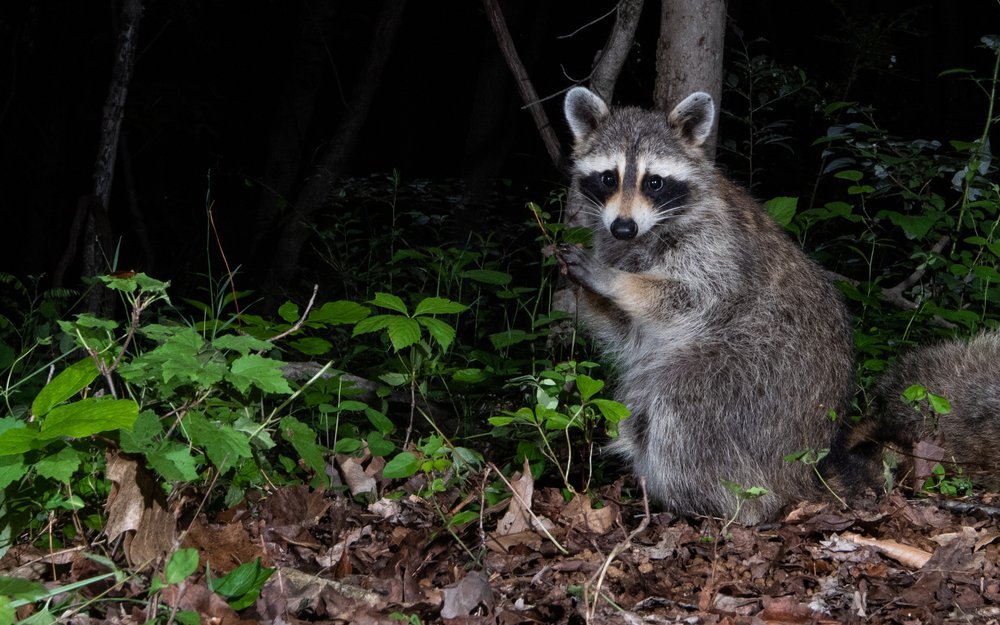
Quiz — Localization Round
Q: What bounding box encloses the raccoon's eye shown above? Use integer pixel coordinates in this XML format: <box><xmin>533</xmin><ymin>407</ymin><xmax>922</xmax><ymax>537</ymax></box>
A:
<box><xmin>645</xmin><ymin>175</ymin><xmax>664</xmax><ymax>192</ymax></box>
<box><xmin>600</xmin><ymin>171</ymin><xmax>617</xmax><ymax>188</ymax></box>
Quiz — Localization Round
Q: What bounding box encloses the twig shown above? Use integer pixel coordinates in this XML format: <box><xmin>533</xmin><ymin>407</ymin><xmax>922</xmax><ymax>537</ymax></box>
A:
<box><xmin>584</xmin><ymin>476</ymin><xmax>650</xmax><ymax>622</ymax></box>
<box><xmin>927</xmin><ymin>498</ymin><xmax>1000</xmax><ymax>517</ymax></box>
<box><xmin>824</xmin><ymin>233</ymin><xmax>957</xmax><ymax>329</ymax></box>
<box><xmin>487</xmin><ymin>462</ymin><xmax>569</xmax><ymax>555</ymax></box>
<box><xmin>481</xmin><ymin>0</ymin><xmax>564</xmax><ymax>169</ymax></box>
<box><xmin>880</xmin><ymin>234</ymin><xmax>950</xmax><ymax>310</ymax></box>
<box><xmin>265</xmin><ymin>284</ymin><xmax>319</xmax><ymax>344</ymax></box>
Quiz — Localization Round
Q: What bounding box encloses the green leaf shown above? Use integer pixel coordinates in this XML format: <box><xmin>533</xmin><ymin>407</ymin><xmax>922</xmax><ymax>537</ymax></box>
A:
<box><xmin>834</xmin><ymin>169</ymin><xmax>863</xmax><ymax>182</ymax></box>
<box><xmin>182</xmin><ymin>412</ymin><xmax>252</xmax><ymax>474</ymax></box>
<box><xmin>147</xmin><ymin>442</ymin><xmax>201</xmax><ymax>481</ymax></box>
<box><xmin>883</xmin><ymin>210</ymin><xmax>941</xmax><ymax>239</ymax></box>
<box><xmin>366</xmin><ymin>431</ymin><xmax>395</xmax><ymax>457</ymax></box>
<box><xmin>288</xmin><ymin>337</ymin><xmax>332</xmax><ymax>356</ymax></box>
<box><xmin>386</xmin><ymin>317</ymin><xmax>421</xmax><ymax>351</ymax></box>
<box><xmin>369</xmin><ymin>292</ymin><xmax>408</xmax><ymax>315</ymax></box>
<box><xmin>334</xmin><ymin>437</ymin><xmax>363</xmax><ymax>454</ymax></box>
<box><xmin>0</xmin><ymin>576</ymin><xmax>48</xmax><ymax>600</ymax></box>
<box><xmin>379</xmin><ymin>372</ymin><xmax>409</xmax><ymax>387</ymax></box>
<box><xmin>489</xmin><ymin>329</ymin><xmax>529</xmax><ymax>350</ymax></box>
<box><xmin>0</xmin><ymin>454</ymin><xmax>26</xmax><ymax>488</ymax></box>
<box><xmin>452</xmin><ymin>368</ymin><xmax>487</xmax><ymax>384</ymax></box>
<box><xmin>308</xmin><ymin>300</ymin><xmax>371</xmax><ymax>325</ymax></box>
<box><xmin>33</xmin><ymin>445</ymin><xmax>82</xmax><ymax>483</ymax></box>
<box><xmin>212</xmin><ymin>334</ymin><xmax>273</xmax><ymax>355</ymax></box>
<box><xmin>762</xmin><ymin>196</ymin><xmax>798</xmax><ymax>227</ymax></box>
<box><xmin>487</xmin><ymin>416</ymin><xmax>515</xmax><ymax>427</ymax></box>
<box><xmin>364</xmin><ymin>408</ymin><xmax>395</xmax><ymax>435</ymax></box>
<box><xmin>575</xmin><ymin>374</ymin><xmax>604</xmax><ymax>402</ymax></box>
<box><xmin>544</xmin><ymin>413</ymin><xmax>572</xmax><ymax>430</ymax></box>
<box><xmin>449</xmin><ymin>510</ymin><xmax>479</xmax><ymax>527</ymax></box>
<box><xmin>352</xmin><ymin>314</ymin><xmax>396</xmax><ymax>337</ymax></box>
<box><xmin>40</xmin><ymin>398</ymin><xmax>138</xmax><ymax>440</ymax></box>
<box><xmin>277</xmin><ymin>301</ymin><xmax>300</xmax><ymax>323</ymax></box>
<box><xmin>927</xmin><ymin>392</ymin><xmax>952</xmax><ymax>415</ymax></box>
<box><xmin>460</xmin><ymin>269</ymin><xmax>513</xmax><ymax>286</ymax></box>
<box><xmin>31</xmin><ymin>358</ymin><xmax>99</xmax><ymax>417</ymax></box>
<box><xmin>279</xmin><ymin>417</ymin><xmax>329</xmax><ymax>485</ymax></box>
<box><xmin>228</xmin><ymin>354</ymin><xmax>293</xmax><ymax>395</ymax></box>
<box><xmin>417</xmin><ymin>317</ymin><xmax>456</xmax><ymax>351</ymax></box>
<box><xmin>413</xmin><ymin>297</ymin><xmax>468</xmax><ymax>316</ymax></box>
<box><xmin>382</xmin><ymin>451</ymin><xmax>422</xmax><ymax>479</ymax></box>
<box><xmin>592</xmin><ymin>399</ymin><xmax>630</xmax><ymax>424</ymax></box>
<box><xmin>902</xmin><ymin>384</ymin><xmax>928</xmax><ymax>403</ymax></box>
<box><xmin>0</xmin><ymin>426</ymin><xmax>43</xmax><ymax>455</ymax></box>
<box><xmin>210</xmin><ymin>558</ymin><xmax>274</xmax><ymax>610</ymax></box>
<box><xmin>164</xmin><ymin>548</ymin><xmax>199</xmax><ymax>584</ymax></box>
<box><xmin>120</xmin><ymin>410</ymin><xmax>164</xmax><ymax>454</ymax></box>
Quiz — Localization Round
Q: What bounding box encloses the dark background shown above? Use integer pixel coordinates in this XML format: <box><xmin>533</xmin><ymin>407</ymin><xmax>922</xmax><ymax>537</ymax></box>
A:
<box><xmin>1</xmin><ymin>0</ymin><xmax>997</xmax><ymax>303</ymax></box>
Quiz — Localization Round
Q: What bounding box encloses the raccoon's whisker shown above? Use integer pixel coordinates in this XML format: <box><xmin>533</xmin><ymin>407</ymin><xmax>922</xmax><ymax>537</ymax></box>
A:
<box><xmin>652</xmin><ymin>201</ymin><xmax>691</xmax><ymax>221</ymax></box>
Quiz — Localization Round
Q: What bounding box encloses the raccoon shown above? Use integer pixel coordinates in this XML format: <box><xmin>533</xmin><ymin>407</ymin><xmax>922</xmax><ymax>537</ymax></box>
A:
<box><xmin>829</xmin><ymin>330</ymin><xmax>1000</xmax><ymax>493</ymax></box>
<box><xmin>557</xmin><ymin>87</ymin><xmax>855</xmax><ymax>524</ymax></box>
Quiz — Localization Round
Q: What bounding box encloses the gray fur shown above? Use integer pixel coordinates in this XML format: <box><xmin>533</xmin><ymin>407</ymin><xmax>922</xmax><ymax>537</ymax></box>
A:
<box><xmin>558</xmin><ymin>87</ymin><xmax>854</xmax><ymax>524</ymax></box>
<box><xmin>839</xmin><ymin>331</ymin><xmax>1000</xmax><ymax>492</ymax></box>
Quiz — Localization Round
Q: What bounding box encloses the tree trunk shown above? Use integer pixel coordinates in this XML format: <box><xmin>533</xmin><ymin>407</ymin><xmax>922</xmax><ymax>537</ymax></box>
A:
<box><xmin>251</xmin><ymin>1</ymin><xmax>340</xmax><ymax>258</ymax></box>
<box><xmin>589</xmin><ymin>0</ymin><xmax>645</xmax><ymax>103</ymax></box>
<box><xmin>261</xmin><ymin>0</ymin><xmax>408</xmax><ymax>307</ymax></box>
<box><xmin>654</xmin><ymin>0</ymin><xmax>726</xmax><ymax>159</ymax></box>
<box><xmin>75</xmin><ymin>0</ymin><xmax>143</xmax><ymax>311</ymax></box>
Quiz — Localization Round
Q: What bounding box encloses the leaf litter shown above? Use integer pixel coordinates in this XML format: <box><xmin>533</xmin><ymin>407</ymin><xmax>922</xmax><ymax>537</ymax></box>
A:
<box><xmin>3</xmin><ymin>464</ymin><xmax>999</xmax><ymax>624</ymax></box>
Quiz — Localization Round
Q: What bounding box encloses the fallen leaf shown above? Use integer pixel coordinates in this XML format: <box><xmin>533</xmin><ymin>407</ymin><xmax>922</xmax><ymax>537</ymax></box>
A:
<box><xmin>104</xmin><ymin>452</ymin><xmax>177</xmax><ymax>567</ymax></box>
<box><xmin>440</xmin><ymin>570</ymin><xmax>494</xmax><ymax>620</ymax></box>
<box><xmin>561</xmin><ymin>494</ymin><xmax>618</xmax><ymax>534</ymax></box>
<box><xmin>495</xmin><ymin>458</ymin><xmax>536</xmax><ymax>536</ymax></box>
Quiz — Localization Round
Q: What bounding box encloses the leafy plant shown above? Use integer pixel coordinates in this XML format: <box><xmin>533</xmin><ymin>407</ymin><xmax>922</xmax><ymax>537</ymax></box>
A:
<box><xmin>490</xmin><ymin>361</ymin><xmax>629</xmax><ymax>495</ymax></box>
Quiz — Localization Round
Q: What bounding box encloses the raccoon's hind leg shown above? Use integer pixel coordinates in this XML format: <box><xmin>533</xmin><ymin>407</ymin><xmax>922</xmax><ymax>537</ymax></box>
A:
<box><xmin>557</xmin><ymin>244</ymin><xmax>691</xmax><ymax>321</ymax></box>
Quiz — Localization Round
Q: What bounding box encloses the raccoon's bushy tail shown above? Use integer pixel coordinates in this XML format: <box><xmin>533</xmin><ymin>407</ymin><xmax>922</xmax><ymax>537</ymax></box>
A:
<box><xmin>821</xmin><ymin>329</ymin><xmax>1000</xmax><ymax>498</ymax></box>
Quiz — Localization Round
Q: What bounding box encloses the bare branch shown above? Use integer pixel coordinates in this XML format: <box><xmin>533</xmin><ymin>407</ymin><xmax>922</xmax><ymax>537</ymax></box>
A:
<box><xmin>590</xmin><ymin>0</ymin><xmax>644</xmax><ymax>102</ymax></box>
<box><xmin>481</xmin><ymin>0</ymin><xmax>564</xmax><ymax>169</ymax></box>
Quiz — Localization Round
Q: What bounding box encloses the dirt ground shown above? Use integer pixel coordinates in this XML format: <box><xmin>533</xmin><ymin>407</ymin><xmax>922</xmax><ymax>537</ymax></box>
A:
<box><xmin>6</xmin><ymin>464</ymin><xmax>1000</xmax><ymax>625</ymax></box>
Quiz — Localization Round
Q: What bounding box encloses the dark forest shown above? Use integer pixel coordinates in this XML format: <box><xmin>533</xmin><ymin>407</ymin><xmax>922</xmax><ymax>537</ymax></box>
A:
<box><xmin>2</xmin><ymin>1</ymin><xmax>997</xmax><ymax>297</ymax></box>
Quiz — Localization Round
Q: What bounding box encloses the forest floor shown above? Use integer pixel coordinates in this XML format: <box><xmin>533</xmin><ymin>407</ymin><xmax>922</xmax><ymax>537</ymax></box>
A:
<box><xmin>5</xmin><ymin>463</ymin><xmax>1000</xmax><ymax>625</ymax></box>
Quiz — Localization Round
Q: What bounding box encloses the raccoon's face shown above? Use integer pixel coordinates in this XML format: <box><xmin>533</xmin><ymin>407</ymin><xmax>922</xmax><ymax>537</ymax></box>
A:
<box><xmin>564</xmin><ymin>88</ymin><xmax>715</xmax><ymax>241</ymax></box>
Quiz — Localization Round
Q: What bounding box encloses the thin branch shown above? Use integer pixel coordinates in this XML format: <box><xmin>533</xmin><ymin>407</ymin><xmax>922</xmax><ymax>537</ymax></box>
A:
<box><xmin>265</xmin><ymin>284</ymin><xmax>319</xmax><ymax>344</ymax></box>
<box><xmin>881</xmin><ymin>235</ymin><xmax>950</xmax><ymax>310</ymax></box>
<box><xmin>584</xmin><ymin>476</ymin><xmax>650</xmax><ymax>622</ymax></box>
<box><xmin>825</xmin><ymin>234</ymin><xmax>957</xmax><ymax>329</ymax></box>
<box><xmin>481</xmin><ymin>0</ymin><xmax>563</xmax><ymax>169</ymax></box>
<box><xmin>589</xmin><ymin>0</ymin><xmax>644</xmax><ymax>102</ymax></box>
<box><xmin>487</xmin><ymin>462</ymin><xmax>569</xmax><ymax>555</ymax></box>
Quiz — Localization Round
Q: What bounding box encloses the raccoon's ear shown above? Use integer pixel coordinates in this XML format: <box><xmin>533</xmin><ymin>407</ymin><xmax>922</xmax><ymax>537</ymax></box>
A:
<box><xmin>668</xmin><ymin>92</ymin><xmax>715</xmax><ymax>148</ymax></box>
<box><xmin>564</xmin><ymin>87</ymin><xmax>610</xmax><ymax>142</ymax></box>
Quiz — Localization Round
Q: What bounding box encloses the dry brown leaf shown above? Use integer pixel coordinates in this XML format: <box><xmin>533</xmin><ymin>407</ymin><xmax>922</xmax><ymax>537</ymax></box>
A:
<box><xmin>104</xmin><ymin>452</ymin><xmax>177</xmax><ymax>567</ymax></box>
<box><xmin>561</xmin><ymin>494</ymin><xmax>618</xmax><ymax>534</ymax></box>
<box><xmin>183</xmin><ymin>517</ymin><xmax>266</xmax><ymax>573</ymax></box>
<box><xmin>338</xmin><ymin>455</ymin><xmax>377</xmax><ymax>498</ymax></box>
<box><xmin>494</xmin><ymin>458</ymin><xmax>536</xmax><ymax>536</ymax></box>
<box><xmin>911</xmin><ymin>439</ymin><xmax>946</xmax><ymax>490</ymax></box>
<box><xmin>161</xmin><ymin>583</ymin><xmax>254</xmax><ymax>625</ymax></box>
<box><xmin>440</xmin><ymin>569</ymin><xmax>494</xmax><ymax>620</ymax></box>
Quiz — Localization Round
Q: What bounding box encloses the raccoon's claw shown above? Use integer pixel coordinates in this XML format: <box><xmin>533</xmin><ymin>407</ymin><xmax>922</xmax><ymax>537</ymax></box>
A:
<box><xmin>556</xmin><ymin>243</ymin><xmax>602</xmax><ymax>292</ymax></box>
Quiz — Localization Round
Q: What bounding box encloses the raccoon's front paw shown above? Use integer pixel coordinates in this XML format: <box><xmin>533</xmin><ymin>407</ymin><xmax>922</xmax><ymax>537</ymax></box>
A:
<box><xmin>556</xmin><ymin>244</ymin><xmax>607</xmax><ymax>294</ymax></box>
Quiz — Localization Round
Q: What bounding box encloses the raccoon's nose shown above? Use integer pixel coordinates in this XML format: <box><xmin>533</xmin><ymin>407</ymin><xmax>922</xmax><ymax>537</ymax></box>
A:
<box><xmin>610</xmin><ymin>217</ymin><xmax>638</xmax><ymax>240</ymax></box>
